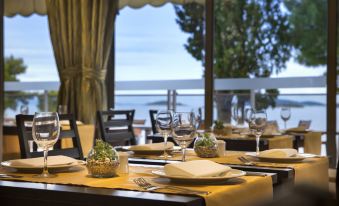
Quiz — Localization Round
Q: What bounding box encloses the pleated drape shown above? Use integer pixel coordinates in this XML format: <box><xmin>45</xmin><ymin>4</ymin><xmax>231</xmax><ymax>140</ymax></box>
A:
<box><xmin>46</xmin><ymin>0</ymin><xmax>117</xmax><ymax>123</ymax></box>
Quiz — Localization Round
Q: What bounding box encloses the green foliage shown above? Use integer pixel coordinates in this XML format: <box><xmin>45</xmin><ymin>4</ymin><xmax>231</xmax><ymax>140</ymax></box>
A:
<box><xmin>4</xmin><ymin>55</ymin><xmax>27</xmax><ymax>81</ymax></box>
<box><xmin>195</xmin><ymin>133</ymin><xmax>215</xmax><ymax>147</ymax></box>
<box><xmin>213</xmin><ymin>120</ymin><xmax>224</xmax><ymax>130</ymax></box>
<box><xmin>284</xmin><ymin>0</ymin><xmax>327</xmax><ymax>66</ymax></box>
<box><xmin>91</xmin><ymin>140</ymin><xmax>117</xmax><ymax>161</ymax></box>
<box><xmin>4</xmin><ymin>55</ymin><xmax>30</xmax><ymax>111</ymax></box>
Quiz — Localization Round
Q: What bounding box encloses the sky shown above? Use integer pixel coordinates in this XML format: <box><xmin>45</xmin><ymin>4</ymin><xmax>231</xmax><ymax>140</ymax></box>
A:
<box><xmin>4</xmin><ymin>3</ymin><xmax>327</xmax><ymax>93</ymax></box>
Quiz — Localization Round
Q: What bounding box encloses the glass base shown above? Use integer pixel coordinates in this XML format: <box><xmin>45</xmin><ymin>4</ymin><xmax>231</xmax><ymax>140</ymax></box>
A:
<box><xmin>33</xmin><ymin>172</ymin><xmax>57</xmax><ymax>178</ymax></box>
<box><xmin>159</xmin><ymin>154</ymin><xmax>172</xmax><ymax>159</ymax></box>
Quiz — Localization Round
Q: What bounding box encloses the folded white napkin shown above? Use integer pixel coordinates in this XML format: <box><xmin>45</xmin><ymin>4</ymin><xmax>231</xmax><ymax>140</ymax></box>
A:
<box><xmin>164</xmin><ymin>160</ymin><xmax>231</xmax><ymax>177</ymax></box>
<box><xmin>129</xmin><ymin>142</ymin><xmax>174</xmax><ymax>151</ymax></box>
<box><xmin>9</xmin><ymin>155</ymin><xmax>78</xmax><ymax>167</ymax></box>
<box><xmin>259</xmin><ymin>149</ymin><xmax>298</xmax><ymax>158</ymax></box>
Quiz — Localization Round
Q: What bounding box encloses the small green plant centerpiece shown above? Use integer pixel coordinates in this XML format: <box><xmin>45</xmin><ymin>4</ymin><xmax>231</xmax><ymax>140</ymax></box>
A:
<box><xmin>213</xmin><ymin>120</ymin><xmax>225</xmax><ymax>135</ymax></box>
<box><xmin>194</xmin><ymin>133</ymin><xmax>218</xmax><ymax>158</ymax></box>
<box><xmin>86</xmin><ymin>139</ymin><xmax>119</xmax><ymax>178</ymax></box>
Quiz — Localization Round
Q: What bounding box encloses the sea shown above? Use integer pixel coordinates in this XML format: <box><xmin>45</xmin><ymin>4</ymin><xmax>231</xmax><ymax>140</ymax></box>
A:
<box><xmin>4</xmin><ymin>94</ymin><xmax>337</xmax><ymax>132</ymax></box>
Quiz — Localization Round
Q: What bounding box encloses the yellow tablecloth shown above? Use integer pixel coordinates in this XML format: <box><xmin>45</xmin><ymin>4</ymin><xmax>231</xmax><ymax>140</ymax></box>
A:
<box><xmin>131</xmin><ymin>150</ymin><xmax>329</xmax><ymax>189</ymax></box>
<box><xmin>0</xmin><ymin>165</ymin><xmax>273</xmax><ymax>206</ymax></box>
<box><xmin>303</xmin><ymin>132</ymin><xmax>322</xmax><ymax>155</ymax></box>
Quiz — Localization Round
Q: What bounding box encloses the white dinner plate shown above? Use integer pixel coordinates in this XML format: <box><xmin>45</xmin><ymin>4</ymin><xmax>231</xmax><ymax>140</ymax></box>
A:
<box><xmin>0</xmin><ymin>160</ymin><xmax>84</xmax><ymax>171</ymax></box>
<box><xmin>245</xmin><ymin>152</ymin><xmax>317</xmax><ymax>163</ymax></box>
<box><xmin>125</xmin><ymin>146</ymin><xmax>180</xmax><ymax>155</ymax></box>
<box><xmin>151</xmin><ymin>169</ymin><xmax>246</xmax><ymax>183</ymax></box>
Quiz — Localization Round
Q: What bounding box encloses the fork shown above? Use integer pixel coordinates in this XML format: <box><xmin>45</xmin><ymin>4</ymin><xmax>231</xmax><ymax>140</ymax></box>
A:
<box><xmin>238</xmin><ymin>156</ymin><xmax>256</xmax><ymax>166</ymax></box>
<box><xmin>133</xmin><ymin>177</ymin><xmax>210</xmax><ymax>195</ymax></box>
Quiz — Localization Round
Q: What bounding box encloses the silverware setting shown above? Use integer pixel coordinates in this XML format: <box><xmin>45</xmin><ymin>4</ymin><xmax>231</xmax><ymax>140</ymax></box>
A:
<box><xmin>245</xmin><ymin>171</ymin><xmax>267</xmax><ymax>177</ymax></box>
<box><xmin>0</xmin><ymin>174</ymin><xmax>23</xmax><ymax>178</ymax></box>
<box><xmin>238</xmin><ymin>156</ymin><xmax>256</xmax><ymax>166</ymax></box>
<box><xmin>133</xmin><ymin>177</ymin><xmax>210</xmax><ymax>195</ymax></box>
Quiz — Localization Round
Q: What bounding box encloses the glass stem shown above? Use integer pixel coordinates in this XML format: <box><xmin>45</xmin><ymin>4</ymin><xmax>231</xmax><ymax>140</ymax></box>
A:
<box><xmin>256</xmin><ymin>134</ymin><xmax>260</xmax><ymax>156</ymax></box>
<box><xmin>163</xmin><ymin>133</ymin><xmax>168</xmax><ymax>160</ymax></box>
<box><xmin>182</xmin><ymin>147</ymin><xmax>186</xmax><ymax>162</ymax></box>
<box><xmin>284</xmin><ymin>121</ymin><xmax>287</xmax><ymax>129</ymax></box>
<box><xmin>42</xmin><ymin>148</ymin><xmax>49</xmax><ymax>175</ymax></box>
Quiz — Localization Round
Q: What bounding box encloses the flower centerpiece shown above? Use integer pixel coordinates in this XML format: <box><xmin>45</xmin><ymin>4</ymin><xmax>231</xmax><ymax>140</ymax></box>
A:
<box><xmin>194</xmin><ymin>133</ymin><xmax>218</xmax><ymax>158</ymax></box>
<box><xmin>86</xmin><ymin>139</ymin><xmax>119</xmax><ymax>178</ymax></box>
<box><xmin>213</xmin><ymin>120</ymin><xmax>225</xmax><ymax>135</ymax></box>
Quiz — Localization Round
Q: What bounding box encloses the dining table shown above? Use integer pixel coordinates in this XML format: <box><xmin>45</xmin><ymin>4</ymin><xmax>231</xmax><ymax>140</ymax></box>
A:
<box><xmin>0</xmin><ymin>163</ymin><xmax>275</xmax><ymax>206</ymax></box>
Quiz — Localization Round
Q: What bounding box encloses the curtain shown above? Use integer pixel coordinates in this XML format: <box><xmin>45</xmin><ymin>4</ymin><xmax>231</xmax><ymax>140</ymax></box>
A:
<box><xmin>46</xmin><ymin>0</ymin><xmax>117</xmax><ymax>123</ymax></box>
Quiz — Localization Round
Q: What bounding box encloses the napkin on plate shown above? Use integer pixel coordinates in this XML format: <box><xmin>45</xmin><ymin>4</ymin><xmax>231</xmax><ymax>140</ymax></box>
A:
<box><xmin>258</xmin><ymin>149</ymin><xmax>298</xmax><ymax>158</ymax></box>
<box><xmin>9</xmin><ymin>155</ymin><xmax>78</xmax><ymax>167</ymax></box>
<box><xmin>164</xmin><ymin>160</ymin><xmax>231</xmax><ymax>177</ymax></box>
<box><xmin>129</xmin><ymin>142</ymin><xmax>174</xmax><ymax>151</ymax></box>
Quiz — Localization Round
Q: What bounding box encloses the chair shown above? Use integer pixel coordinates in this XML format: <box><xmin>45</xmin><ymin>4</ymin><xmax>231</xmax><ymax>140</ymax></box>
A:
<box><xmin>298</xmin><ymin>120</ymin><xmax>312</xmax><ymax>129</ymax></box>
<box><xmin>149</xmin><ymin>110</ymin><xmax>158</xmax><ymax>134</ymax></box>
<box><xmin>16</xmin><ymin>114</ymin><xmax>84</xmax><ymax>159</ymax></box>
<box><xmin>96</xmin><ymin>110</ymin><xmax>136</xmax><ymax>146</ymax></box>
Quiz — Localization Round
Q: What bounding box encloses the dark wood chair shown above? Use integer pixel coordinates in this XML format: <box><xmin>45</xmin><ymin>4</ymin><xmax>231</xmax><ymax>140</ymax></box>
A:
<box><xmin>96</xmin><ymin>110</ymin><xmax>136</xmax><ymax>146</ymax></box>
<box><xmin>149</xmin><ymin>110</ymin><xmax>158</xmax><ymax>134</ymax></box>
<box><xmin>298</xmin><ymin>120</ymin><xmax>312</xmax><ymax>129</ymax></box>
<box><xmin>16</xmin><ymin>114</ymin><xmax>84</xmax><ymax>159</ymax></box>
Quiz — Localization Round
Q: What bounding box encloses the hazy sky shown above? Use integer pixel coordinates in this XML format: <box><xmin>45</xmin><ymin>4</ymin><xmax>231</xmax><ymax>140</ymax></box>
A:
<box><xmin>4</xmin><ymin>4</ymin><xmax>326</xmax><ymax>93</ymax></box>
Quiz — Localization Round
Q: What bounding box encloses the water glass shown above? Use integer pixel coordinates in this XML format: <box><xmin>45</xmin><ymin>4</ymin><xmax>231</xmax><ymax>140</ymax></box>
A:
<box><xmin>156</xmin><ymin>110</ymin><xmax>173</xmax><ymax>159</ymax></box>
<box><xmin>20</xmin><ymin>105</ymin><xmax>29</xmax><ymax>114</ymax></box>
<box><xmin>58</xmin><ymin>105</ymin><xmax>68</xmax><ymax>114</ymax></box>
<box><xmin>249</xmin><ymin>110</ymin><xmax>267</xmax><ymax>155</ymax></box>
<box><xmin>280</xmin><ymin>107</ymin><xmax>291</xmax><ymax>129</ymax></box>
<box><xmin>172</xmin><ymin>112</ymin><xmax>196</xmax><ymax>161</ymax></box>
<box><xmin>32</xmin><ymin>112</ymin><xmax>60</xmax><ymax>178</ymax></box>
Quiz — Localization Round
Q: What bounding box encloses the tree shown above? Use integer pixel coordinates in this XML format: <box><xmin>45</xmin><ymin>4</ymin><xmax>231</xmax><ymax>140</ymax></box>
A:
<box><xmin>175</xmin><ymin>0</ymin><xmax>292</xmax><ymax>122</ymax></box>
<box><xmin>284</xmin><ymin>0</ymin><xmax>327</xmax><ymax>67</ymax></box>
<box><xmin>4</xmin><ymin>55</ymin><xmax>29</xmax><ymax>111</ymax></box>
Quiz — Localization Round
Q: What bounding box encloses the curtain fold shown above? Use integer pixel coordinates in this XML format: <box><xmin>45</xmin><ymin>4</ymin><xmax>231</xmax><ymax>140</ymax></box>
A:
<box><xmin>46</xmin><ymin>0</ymin><xmax>117</xmax><ymax>123</ymax></box>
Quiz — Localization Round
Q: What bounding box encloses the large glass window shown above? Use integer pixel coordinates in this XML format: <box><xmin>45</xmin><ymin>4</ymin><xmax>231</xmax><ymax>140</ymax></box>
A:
<box><xmin>212</xmin><ymin>0</ymin><xmax>328</xmax><ymax>134</ymax></box>
<box><xmin>115</xmin><ymin>3</ymin><xmax>205</xmax><ymax>124</ymax></box>
<box><xmin>4</xmin><ymin>15</ymin><xmax>58</xmax><ymax>124</ymax></box>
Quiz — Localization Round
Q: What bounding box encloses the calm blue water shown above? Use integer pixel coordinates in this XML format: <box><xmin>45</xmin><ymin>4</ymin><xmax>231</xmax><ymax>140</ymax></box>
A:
<box><xmin>4</xmin><ymin>94</ymin><xmax>335</xmax><ymax>132</ymax></box>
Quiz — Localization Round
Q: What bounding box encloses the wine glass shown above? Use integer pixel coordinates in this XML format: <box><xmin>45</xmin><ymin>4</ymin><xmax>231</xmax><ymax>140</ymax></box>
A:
<box><xmin>172</xmin><ymin>112</ymin><xmax>196</xmax><ymax>161</ymax></box>
<box><xmin>20</xmin><ymin>105</ymin><xmax>29</xmax><ymax>114</ymax></box>
<box><xmin>156</xmin><ymin>110</ymin><xmax>173</xmax><ymax>159</ymax></box>
<box><xmin>280</xmin><ymin>107</ymin><xmax>291</xmax><ymax>129</ymax></box>
<box><xmin>249</xmin><ymin>110</ymin><xmax>267</xmax><ymax>155</ymax></box>
<box><xmin>244</xmin><ymin>107</ymin><xmax>253</xmax><ymax>126</ymax></box>
<box><xmin>32</xmin><ymin>112</ymin><xmax>60</xmax><ymax>178</ymax></box>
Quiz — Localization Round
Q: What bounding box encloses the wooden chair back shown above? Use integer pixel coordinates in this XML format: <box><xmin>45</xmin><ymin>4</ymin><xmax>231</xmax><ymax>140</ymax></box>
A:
<box><xmin>96</xmin><ymin>110</ymin><xmax>136</xmax><ymax>146</ymax></box>
<box><xmin>149</xmin><ymin>110</ymin><xmax>158</xmax><ymax>134</ymax></box>
<box><xmin>16</xmin><ymin>114</ymin><xmax>84</xmax><ymax>159</ymax></box>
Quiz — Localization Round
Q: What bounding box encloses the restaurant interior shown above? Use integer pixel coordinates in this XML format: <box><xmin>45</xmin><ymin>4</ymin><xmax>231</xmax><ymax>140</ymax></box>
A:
<box><xmin>0</xmin><ymin>0</ymin><xmax>338</xmax><ymax>205</ymax></box>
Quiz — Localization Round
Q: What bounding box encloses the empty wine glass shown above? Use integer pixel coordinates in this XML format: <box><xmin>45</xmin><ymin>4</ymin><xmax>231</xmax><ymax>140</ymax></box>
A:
<box><xmin>20</xmin><ymin>105</ymin><xmax>29</xmax><ymax>114</ymax></box>
<box><xmin>172</xmin><ymin>112</ymin><xmax>196</xmax><ymax>161</ymax></box>
<box><xmin>280</xmin><ymin>107</ymin><xmax>291</xmax><ymax>129</ymax></box>
<box><xmin>249</xmin><ymin>110</ymin><xmax>267</xmax><ymax>155</ymax></box>
<box><xmin>156</xmin><ymin>110</ymin><xmax>173</xmax><ymax>159</ymax></box>
<box><xmin>244</xmin><ymin>107</ymin><xmax>253</xmax><ymax>126</ymax></box>
<box><xmin>32</xmin><ymin>112</ymin><xmax>60</xmax><ymax>178</ymax></box>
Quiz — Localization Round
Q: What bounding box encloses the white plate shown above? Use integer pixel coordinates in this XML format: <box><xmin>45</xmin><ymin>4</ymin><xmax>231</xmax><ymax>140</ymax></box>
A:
<box><xmin>151</xmin><ymin>169</ymin><xmax>246</xmax><ymax>183</ymax></box>
<box><xmin>0</xmin><ymin>160</ymin><xmax>84</xmax><ymax>171</ymax></box>
<box><xmin>125</xmin><ymin>146</ymin><xmax>180</xmax><ymax>155</ymax></box>
<box><xmin>245</xmin><ymin>152</ymin><xmax>317</xmax><ymax>163</ymax></box>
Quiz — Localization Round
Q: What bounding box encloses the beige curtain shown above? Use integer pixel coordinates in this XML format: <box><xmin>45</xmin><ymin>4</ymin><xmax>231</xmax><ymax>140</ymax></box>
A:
<box><xmin>46</xmin><ymin>0</ymin><xmax>117</xmax><ymax>123</ymax></box>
